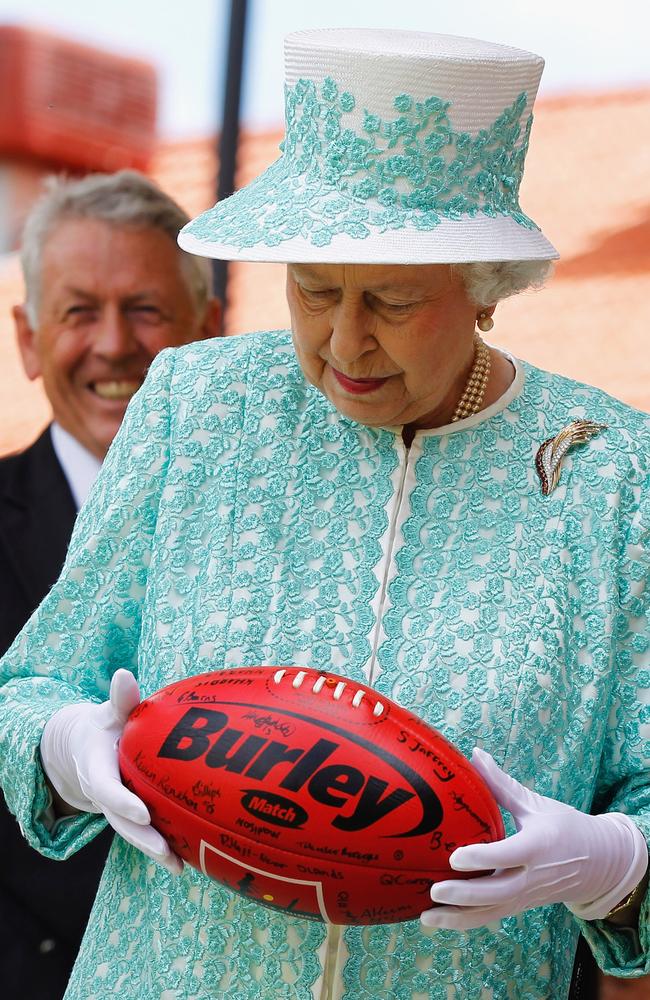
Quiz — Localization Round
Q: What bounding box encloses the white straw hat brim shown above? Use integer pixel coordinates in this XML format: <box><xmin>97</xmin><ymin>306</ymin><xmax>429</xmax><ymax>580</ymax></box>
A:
<box><xmin>179</xmin><ymin>158</ymin><xmax>558</xmax><ymax>264</ymax></box>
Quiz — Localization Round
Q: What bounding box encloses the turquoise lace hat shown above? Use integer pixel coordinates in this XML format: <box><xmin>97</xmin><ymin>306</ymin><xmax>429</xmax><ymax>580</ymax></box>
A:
<box><xmin>179</xmin><ymin>28</ymin><xmax>559</xmax><ymax>264</ymax></box>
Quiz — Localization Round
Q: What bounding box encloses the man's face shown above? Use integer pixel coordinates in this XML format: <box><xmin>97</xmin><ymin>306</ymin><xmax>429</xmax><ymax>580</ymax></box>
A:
<box><xmin>15</xmin><ymin>218</ymin><xmax>220</xmax><ymax>458</ymax></box>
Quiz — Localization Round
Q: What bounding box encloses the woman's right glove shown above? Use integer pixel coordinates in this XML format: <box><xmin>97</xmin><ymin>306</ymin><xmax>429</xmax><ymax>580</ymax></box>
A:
<box><xmin>40</xmin><ymin>668</ymin><xmax>182</xmax><ymax>874</ymax></box>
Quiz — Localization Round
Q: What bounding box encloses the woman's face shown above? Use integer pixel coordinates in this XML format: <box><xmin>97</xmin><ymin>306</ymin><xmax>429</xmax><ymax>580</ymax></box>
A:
<box><xmin>286</xmin><ymin>262</ymin><xmax>480</xmax><ymax>429</ymax></box>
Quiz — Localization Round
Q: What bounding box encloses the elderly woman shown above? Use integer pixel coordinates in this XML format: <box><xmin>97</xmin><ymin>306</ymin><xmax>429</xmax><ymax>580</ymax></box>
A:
<box><xmin>0</xmin><ymin>29</ymin><xmax>648</xmax><ymax>1000</ymax></box>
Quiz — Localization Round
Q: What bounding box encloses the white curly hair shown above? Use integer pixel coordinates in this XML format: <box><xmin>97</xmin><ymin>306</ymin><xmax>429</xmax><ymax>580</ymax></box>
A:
<box><xmin>455</xmin><ymin>260</ymin><xmax>553</xmax><ymax>306</ymax></box>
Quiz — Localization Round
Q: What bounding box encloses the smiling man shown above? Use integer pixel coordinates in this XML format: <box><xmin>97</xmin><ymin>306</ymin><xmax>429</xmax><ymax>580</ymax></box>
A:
<box><xmin>12</xmin><ymin>171</ymin><xmax>221</xmax><ymax>464</ymax></box>
<box><xmin>0</xmin><ymin>169</ymin><xmax>221</xmax><ymax>1000</ymax></box>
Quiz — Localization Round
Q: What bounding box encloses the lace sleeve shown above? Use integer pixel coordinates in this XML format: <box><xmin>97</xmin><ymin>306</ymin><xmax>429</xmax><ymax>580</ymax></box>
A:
<box><xmin>578</xmin><ymin>455</ymin><xmax>650</xmax><ymax>976</ymax></box>
<box><xmin>0</xmin><ymin>348</ymin><xmax>175</xmax><ymax>860</ymax></box>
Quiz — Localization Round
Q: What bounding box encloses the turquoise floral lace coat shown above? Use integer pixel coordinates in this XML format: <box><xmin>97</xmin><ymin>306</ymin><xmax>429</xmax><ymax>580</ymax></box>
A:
<box><xmin>0</xmin><ymin>331</ymin><xmax>648</xmax><ymax>1000</ymax></box>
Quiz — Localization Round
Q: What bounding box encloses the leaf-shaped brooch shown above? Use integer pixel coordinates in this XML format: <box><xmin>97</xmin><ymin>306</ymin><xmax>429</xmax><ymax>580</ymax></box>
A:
<box><xmin>535</xmin><ymin>420</ymin><xmax>607</xmax><ymax>496</ymax></box>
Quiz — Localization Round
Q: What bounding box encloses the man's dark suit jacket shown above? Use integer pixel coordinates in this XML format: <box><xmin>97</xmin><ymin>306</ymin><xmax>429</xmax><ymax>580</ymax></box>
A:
<box><xmin>0</xmin><ymin>427</ymin><xmax>113</xmax><ymax>1000</ymax></box>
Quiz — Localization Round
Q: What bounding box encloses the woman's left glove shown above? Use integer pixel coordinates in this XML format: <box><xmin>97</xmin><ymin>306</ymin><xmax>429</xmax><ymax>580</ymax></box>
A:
<box><xmin>421</xmin><ymin>747</ymin><xmax>648</xmax><ymax>931</ymax></box>
<box><xmin>40</xmin><ymin>669</ymin><xmax>182</xmax><ymax>874</ymax></box>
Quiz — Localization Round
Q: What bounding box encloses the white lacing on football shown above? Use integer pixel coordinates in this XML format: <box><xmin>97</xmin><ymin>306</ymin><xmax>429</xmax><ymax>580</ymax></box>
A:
<box><xmin>272</xmin><ymin>668</ymin><xmax>384</xmax><ymax>716</ymax></box>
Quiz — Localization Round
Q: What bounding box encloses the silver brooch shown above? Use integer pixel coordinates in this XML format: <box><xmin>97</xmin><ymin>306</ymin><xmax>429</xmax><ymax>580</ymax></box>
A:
<box><xmin>535</xmin><ymin>420</ymin><xmax>607</xmax><ymax>496</ymax></box>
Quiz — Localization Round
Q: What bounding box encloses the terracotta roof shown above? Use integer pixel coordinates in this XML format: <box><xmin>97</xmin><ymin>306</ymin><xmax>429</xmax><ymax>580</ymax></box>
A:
<box><xmin>2</xmin><ymin>88</ymin><xmax>649</xmax><ymax>455</ymax></box>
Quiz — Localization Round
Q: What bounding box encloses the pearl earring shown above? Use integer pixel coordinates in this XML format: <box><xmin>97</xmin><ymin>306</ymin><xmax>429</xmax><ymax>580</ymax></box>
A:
<box><xmin>477</xmin><ymin>311</ymin><xmax>494</xmax><ymax>333</ymax></box>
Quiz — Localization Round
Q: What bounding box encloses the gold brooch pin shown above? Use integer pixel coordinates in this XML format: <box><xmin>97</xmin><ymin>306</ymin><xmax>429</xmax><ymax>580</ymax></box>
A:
<box><xmin>535</xmin><ymin>420</ymin><xmax>607</xmax><ymax>496</ymax></box>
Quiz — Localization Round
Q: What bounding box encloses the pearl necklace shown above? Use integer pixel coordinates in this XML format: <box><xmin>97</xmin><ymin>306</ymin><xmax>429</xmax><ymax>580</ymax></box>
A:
<box><xmin>451</xmin><ymin>334</ymin><xmax>491</xmax><ymax>423</ymax></box>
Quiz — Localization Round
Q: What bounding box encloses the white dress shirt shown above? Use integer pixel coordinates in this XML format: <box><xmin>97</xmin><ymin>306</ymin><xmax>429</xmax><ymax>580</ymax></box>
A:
<box><xmin>50</xmin><ymin>422</ymin><xmax>102</xmax><ymax>511</ymax></box>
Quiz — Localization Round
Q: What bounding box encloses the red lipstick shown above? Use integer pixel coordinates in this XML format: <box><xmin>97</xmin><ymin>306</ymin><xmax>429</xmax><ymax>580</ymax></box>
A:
<box><xmin>332</xmin><ymin>368</ymin><xmax>389</xmax><ymax>394</ymax></box>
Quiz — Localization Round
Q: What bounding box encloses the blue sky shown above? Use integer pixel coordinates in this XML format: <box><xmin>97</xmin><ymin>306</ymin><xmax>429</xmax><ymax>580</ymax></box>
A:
<box><xmin>1</xmin><ymin>0</ymin><xmax>648</xmax><ymax>137</ymax></box>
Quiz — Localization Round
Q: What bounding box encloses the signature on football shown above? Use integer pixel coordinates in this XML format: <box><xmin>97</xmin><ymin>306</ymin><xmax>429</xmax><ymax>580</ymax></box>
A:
<box><xmin>450</xmin><ymin>791</ymin><xmax>492</xmax><ymax>835</ymax></box>
<box><xmin>242</xmin><ymin>711</ymin><xmax>295</xmax><ymax>738</ymax></box>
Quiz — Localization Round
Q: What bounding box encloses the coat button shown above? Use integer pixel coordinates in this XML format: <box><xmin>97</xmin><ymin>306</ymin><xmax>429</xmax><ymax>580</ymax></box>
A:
<box><xmin>39</xmin><ymin>939</ymin><xmax>56</xmax><ymax>954</ymax></box>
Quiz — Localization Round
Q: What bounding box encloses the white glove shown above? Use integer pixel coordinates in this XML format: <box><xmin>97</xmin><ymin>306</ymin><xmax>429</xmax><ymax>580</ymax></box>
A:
<box><xmin>40</xmin><ymin>669</ymin><xmax>182</xmax><ymax>875</ymax></box>
<box><xmin>421</xmin><ymin>747</ymin><xmax>648</xmax><ymax>931</ymax></box>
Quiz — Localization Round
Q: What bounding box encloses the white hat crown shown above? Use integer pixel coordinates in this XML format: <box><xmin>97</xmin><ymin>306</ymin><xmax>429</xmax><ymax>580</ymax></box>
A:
<box><xmin>179</xmin><ymin>29</ymin><xmax>558</xmax><ymax>264</ymax></box>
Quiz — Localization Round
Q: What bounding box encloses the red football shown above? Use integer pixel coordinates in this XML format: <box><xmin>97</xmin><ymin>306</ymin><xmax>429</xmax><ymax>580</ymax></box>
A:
<box><xmin>119</xmin><ymin>666</ymin><xmax>504</xmax><ymax>924</ymax></box>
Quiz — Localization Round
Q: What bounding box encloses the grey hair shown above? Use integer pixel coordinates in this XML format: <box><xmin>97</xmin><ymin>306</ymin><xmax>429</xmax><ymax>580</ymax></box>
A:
<box><xmin>20</xmin><ymin>169</ymin><xmax>213</xmax><ymax>325</ymax></box>
<box><xmin>455</xmin><ymin>260</ymin><xmax>553</xmax><ymax>306</ymax></box>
